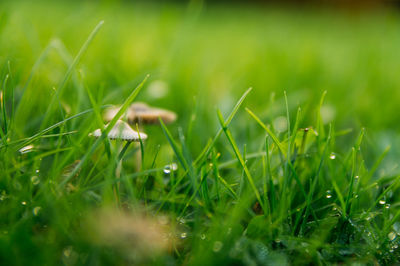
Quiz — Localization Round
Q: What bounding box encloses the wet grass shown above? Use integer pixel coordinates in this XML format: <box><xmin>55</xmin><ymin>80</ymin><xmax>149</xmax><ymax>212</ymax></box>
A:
<box><xmin>1</xmin><ymin>0</ymin><xmax>400</xmax><ymax>265</ymax></box>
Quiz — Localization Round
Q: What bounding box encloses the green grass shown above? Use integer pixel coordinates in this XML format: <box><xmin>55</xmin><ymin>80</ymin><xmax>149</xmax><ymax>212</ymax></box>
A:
<box><xmin>1</xmin><ymin>0</ymin><xmax>400</xmax><ymax>264</ymax></box>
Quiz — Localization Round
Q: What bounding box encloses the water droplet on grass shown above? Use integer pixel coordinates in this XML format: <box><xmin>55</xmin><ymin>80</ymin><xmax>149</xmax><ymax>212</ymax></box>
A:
<box><xmin>329</xmin><ymin>153</ymin><xmax>336</xmax><ymax>160</ymax></box>
<box><xmin>389</xmin><ymin>232</ymin><xmax>397</xmax><ymax>241</ymax></box>
<box><xmin>379</xmin><ymin>200</ymin><xmax>386</xmax><ymax>205</ymax></box>
<box><xmin>180</xmin><ymin>232</ymin><xmax>187</xmax><ymax>239</ymax></box>
<box><xmin>385</xmin><ymin>204</ymin><xmax>390</xmax><ymax>209</ymax></box>
<box><xmin>163</xmin><ymin>163</ymin><xmax>178</xmax><ymax>174</ymax></box>
<box><xmin>326</xmin><ymin>190</ymin><xmax>332</xmax><ymax>199</ymax></box>
<box><xmin>35</xmin><ymin>169</ymin><xmax>40</xmax><ymax>173</ymax></box>
<box><xmin>21</xmin><ymin>201</ymin><xmax>27</xmax><ymax>205</ymax></box>
<box><xmin>33</xmin><ymin>206</ymin><xmax>41</xmax><ymax>216</ymax></box>
<box><xmin>31</xmin><ymin>176</ymin><xmax>40</xmax><ymax>185</ymax></box>
<box><xmin>19</xmin><ymin>145</ymin><xmax>34</xmax><ymax>154</ymax></box>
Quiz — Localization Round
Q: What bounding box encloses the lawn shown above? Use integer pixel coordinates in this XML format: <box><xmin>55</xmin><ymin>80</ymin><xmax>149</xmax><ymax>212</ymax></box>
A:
<box><xmin>1</xmin><ymin>0</ymin><xmax>400</xmax><ymax>264</ymax></box>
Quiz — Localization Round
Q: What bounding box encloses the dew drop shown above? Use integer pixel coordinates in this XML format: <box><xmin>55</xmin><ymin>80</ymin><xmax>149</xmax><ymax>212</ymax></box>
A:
<box><xmin>31</xmin><ymin>176</ymin><xmax>40</xmax><ymax>185</ymax></box>
<box><xmin>213</xmin><ymin>241</ymin><xmax>223</xmax><ymax>252</ymax></box>
<box><xmin>329</xmin><ymin>153</ymin><xmax>336</xmax><ymax>160</ymax></box>
<box><xmin>33</xmin><ymin>206</ymin><xmax>41</xmax><ymax>216</ymax></box>
<box><xmin>326</xmin><ymin>190</ymin><xmax>332</xmax><ymax>199</ymax></box>
<box><xmin>19</xmin><ymin>145</ymin><xmax>34</xmax><ymax>154</ymax></box>
<box><xmin>355</xmin><ymin>175</ymin><xmax>359</xmax><ymax>179</ymax></box>
<box><xmin>35</xmin><ymin>169</ymin><xmax>40</xmax><ymax>174</ymax></box>
<box><xmin>21</xmin><ymin>201</ymin><xmax>27</xmax><ymax>205</ymax></box>
<box><xmin>388</xmin><ymin>231</ymin><xmax>397</xmax><ymax>241</ymax></box>
<box><xmin>385</xmin><ymin>204</ymin><xmax>391</xmax><ymax>209</ymax></box>
<box><xmin>180</xmin><ymin>232</ymin><xmax>187</xmax><ymax>239</ymax></box>
<box><xmin>163</xmin><ymin>163</ymin><xmax>178</xmax><ymax>174</ymax></box>
<box><xmin>379</xmin><ymin>200</ymin><xmax>386</xmax><ymax>205</ymax></box>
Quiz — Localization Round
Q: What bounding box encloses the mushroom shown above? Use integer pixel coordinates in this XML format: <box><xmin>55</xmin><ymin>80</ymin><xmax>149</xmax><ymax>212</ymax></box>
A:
<box><xmin>89</xmin><ymin>120</ymin><xmax>147</xmax><ymax>197</ymax></box>
<box><xmin>90</xmin><ymin>119</ymin><xmax>148</xmax><ymax>142</ymax></box>
<box><xmin>103</xmin><ymin>102</ymin><xmax>177</xmax><ymax>125</ymax></box>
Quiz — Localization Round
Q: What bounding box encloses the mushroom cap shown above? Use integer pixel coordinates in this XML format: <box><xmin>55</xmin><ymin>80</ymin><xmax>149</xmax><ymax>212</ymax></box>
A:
<box><xmin>90</xmin><ymin>120</ymin><xmax>147</xmax><ymax>141</ymax></box>
<box><xmin>103</xmin><ymin>102</ymin><xmax>177</xmax><ymax>125</ymax></box>
<box><xmin>128</xmin><ymin>102</ymin><xmax>177</xmax><ymax>125</ymax></box>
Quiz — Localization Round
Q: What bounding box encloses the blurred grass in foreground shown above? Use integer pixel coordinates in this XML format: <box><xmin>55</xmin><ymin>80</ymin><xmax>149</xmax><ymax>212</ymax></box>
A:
<box><xmin>1</xmin><ymin>0</ymin><xmax>400</xmax><ymax>265</ymax></box>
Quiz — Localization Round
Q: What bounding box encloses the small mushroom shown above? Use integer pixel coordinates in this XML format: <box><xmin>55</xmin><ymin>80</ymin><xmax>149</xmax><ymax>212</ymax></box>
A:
<box><xmin>90</xmin><ymin>120</ymin><xmax>147</xmax><ymax>141</ymax></box>
<box><xmin>89</xmin><ymin>120</ymin><xmax>147</xmax><ymax>201</ymax></box>
<box><xmin>103</xmin><ymin>102</ymin><xmax>177</xmax><ymax>125</ymax></box>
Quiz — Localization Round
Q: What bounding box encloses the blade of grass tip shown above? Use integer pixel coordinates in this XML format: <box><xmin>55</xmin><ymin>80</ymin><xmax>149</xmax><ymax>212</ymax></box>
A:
<box><xmin>290</xmin><ymin>107</ymin><xmax>301</xmax><ymax>155</ymax></box>
<box><xmin>59</xmin><ymin>74</ymin><xmax>149</xmax><ymax>187</ymax></box>
<box><xmin>211</xmin><ymin>150</ymin><xmax>220</xmax><ymax>201</ymax></box>
<box><xmin>80</xmin><ymin>70</ymin><xmax>104</xmax><ymax>127</ymax></box>
<box><xmin>40</xmin><ymin>20</ymin><xmax>104</xmax><ymax>130</ymax></box>
<box><xmin>363</xmin><ymin>145</ymin><xmax>390</xmax><ymax>184</ymax></box>
<box><xmin>178</xmin><ymin>166</ymin><xmax>213</xmax><ymax>218</ymax></box>
<box><xmin>158</xmin><ymin>88</ymin><xmax>252</xmax><ymax>213</ymax></box>
<box><xmin>139</xmin><ymin>145</ymin><xmax>161</xmax><ymax>199</ymax></box>
<box><xmin>178</xmin><ymin>127</ymin><xmax>195</xmax><ymax>182</ymax></box>
<box><xmin>201</xmin><ymin>165</ymin><xmax>212</xmax><ymax>211</ymax></box>
<box><xmin>79</xmin><ymin>70</ymin><xmax>112</xmax><ymax>157</ymax></box>
<box><xmin>7</xmin><ymin>62</ymin><xmax>14</xmax><ymax>129</ymax></box>
<box><xmin>246</xmin><ymin>107</ymin><xmax>311</xmax><ymax>215</ymax></box>
<box><xmin>344</xmin><ymin>147</ymin><xmax>357</xmax><ymax>217</ymax></box>
<box><xmin>265</xmin><ymin>136</ymin><xmax>276</xmax><ymax>213</ymax></box>
<box><xmin>186</xmin><ymin>96</ymin><xmax>198</xmax><ymax>144</ymax></box>
<box><xmin>1</xmin><ymin>74</ymin><xmax>9</xmax><ymax>136</ymax></box>
<box><xmin>284</xmin><ymin>91</ymin><xmax>291</xmax><ymax>160</ymax></box>
<box><xmin>297</xmin><ymin>124</ymin><xmax>332</xmax><ymax>234</ymax></box>
<box><xmin>159</xmin><ymin>118</ymin><xmax>189</xmax><ymax>172</ymax></box>
<box><xmin>238</xmin><ymin>144</ymin><xmax>247</xmax><ymax>197</ymax></box>
<box><xmin>217</xmin><ymin>109</ymin><xmax>264</xmax><ymax>212</ymax></box>
<box><xmin>0</xmin><ymin>78</ymin><xmax>7</xmax><ymax>146</ymax></box>
<box><xmin>212</xmin><ymin>150</ymin><xmax>238</xmax><ymax>200</ymax></box>
<box><xmin>245</xmin><ymin>107</ymin><xmax>285</xmax><ymax>156</ymax></box>
<box><xmin>343</xmin><ymin>128</ymin><xmax>365</xmax><ymax>170</ymax></box>
<box><xmin>316</xmin><ymin>91</ymin><xmax>327</xmax><ymax>143</ymax></box>
<box><xmin>159</xmin><ymin>119</ymin><xmax>197</xmax><ymax>192</ymax></box>
<box><xmin>14</xmin><ymin>40</ymin><xmax>57</xmax><ymax>123</ymax></box>
<box><xmin>193</xmin><ymin>87</ymin><xmax>252</xmax><ymax>165</ymax></box>
<box><xmin>11</xmin><ymin>108</ymin><xmax>96</xmax><ymax>151</ymax></box>
<box><xmin>280</xmin><ymin>91</ymin><xmax>291</xmax><ymax>216</ymax></box>
<box><xmin>384</xmin><ymin>206</ymin><xmax>400</xmax><ymax>233</ymax></box>
<box><xmin>362</xmin><ymin>175</ymin><xmax>400</xmax><ymax>219</ymax></box>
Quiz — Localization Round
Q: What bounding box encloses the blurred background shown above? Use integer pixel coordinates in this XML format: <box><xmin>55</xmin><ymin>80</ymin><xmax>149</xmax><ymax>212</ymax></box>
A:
<box><xmin>1</xmin><ymin>0</ymin><xmax>400</xmax><ymax>170</ymax></box>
